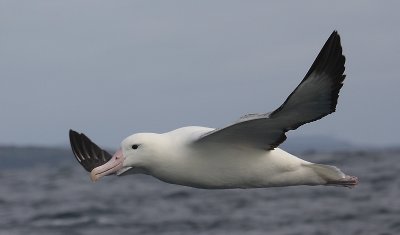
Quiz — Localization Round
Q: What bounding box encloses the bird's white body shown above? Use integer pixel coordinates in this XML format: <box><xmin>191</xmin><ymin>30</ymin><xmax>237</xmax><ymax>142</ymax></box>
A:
<box><xmin>119</xmin><ymin>127</ymin><xmax>346</xmax><ymax>189</ymax></box>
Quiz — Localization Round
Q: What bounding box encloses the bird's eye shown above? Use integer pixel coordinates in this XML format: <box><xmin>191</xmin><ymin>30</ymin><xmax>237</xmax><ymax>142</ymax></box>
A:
<box><xmin>131</xmin><ymin>144</ymin><xmax>140</xmax><ymax>150</ymax></box>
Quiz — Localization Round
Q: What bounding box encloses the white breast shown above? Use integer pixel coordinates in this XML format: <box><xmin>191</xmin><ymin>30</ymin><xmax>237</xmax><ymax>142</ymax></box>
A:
<box><xmin>148</xmin><ymin>142</ymin><xmax>317</xmax><ymax>189</ymax></box>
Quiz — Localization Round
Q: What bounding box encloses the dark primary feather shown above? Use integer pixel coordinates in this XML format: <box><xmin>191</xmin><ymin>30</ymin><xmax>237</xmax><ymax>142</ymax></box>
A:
<box><xmin>69</xmin><ymin>130</ymin><xmax>112</xmax><ymax>172</ymax></box>
<box><xmin>193</xmin><ymin>31</ymin><xmax>346</xmax><ymax>150</ymax></box>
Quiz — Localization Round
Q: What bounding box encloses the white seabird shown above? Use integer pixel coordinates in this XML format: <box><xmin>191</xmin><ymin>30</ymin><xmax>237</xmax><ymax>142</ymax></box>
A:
<box><xmin>70</xmin><ymin>31</ymin><xmax>358</xmax><ymax>189</ymax></box>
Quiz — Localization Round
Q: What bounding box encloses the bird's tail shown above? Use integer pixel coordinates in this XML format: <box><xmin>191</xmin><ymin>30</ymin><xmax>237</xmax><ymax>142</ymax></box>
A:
<box><xmin>305</xmin><ymin>163</ymin><xmax>358</xmax><ymax>188</ymax></box>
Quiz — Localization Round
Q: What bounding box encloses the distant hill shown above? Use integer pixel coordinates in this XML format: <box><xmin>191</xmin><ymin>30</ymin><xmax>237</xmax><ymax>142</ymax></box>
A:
<box><xmin>0</xmin><ymin>146</ymin><xmax>74</xmax><ymax>169</ymax></box>
<box><xmin>281</xmin><ymin>135</ymin><xmax>355</xmax><ymax>153</ymax></box>
<box><xmin>0</xmin><ymin>136</ymin><xmax>391</xmax><ymax>169</ymax></box>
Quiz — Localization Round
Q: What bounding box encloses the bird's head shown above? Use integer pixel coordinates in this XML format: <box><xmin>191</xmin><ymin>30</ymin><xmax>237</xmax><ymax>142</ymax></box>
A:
<box><xmin>90</xmin><ymin>133</ymin><xmax>165</xmax><ymax>181</ymax></box>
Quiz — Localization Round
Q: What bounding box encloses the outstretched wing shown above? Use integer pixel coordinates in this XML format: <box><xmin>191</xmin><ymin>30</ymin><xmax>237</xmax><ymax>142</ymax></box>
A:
<box><xmin>69</xmin><ymin>130</ymin><xmax>112</xmax><ymax>172</ymax></box>
<box><xmin>193</xmin><ymin>31</ymin><xmax>346</xmax><ymax>150</ymax></box>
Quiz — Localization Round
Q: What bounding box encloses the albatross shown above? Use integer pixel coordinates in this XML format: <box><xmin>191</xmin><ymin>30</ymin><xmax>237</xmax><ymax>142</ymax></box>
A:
<box><xmin>70</xmin><ymin>31</ymin><xmax>358</xmax><ymax>189</ymax></box>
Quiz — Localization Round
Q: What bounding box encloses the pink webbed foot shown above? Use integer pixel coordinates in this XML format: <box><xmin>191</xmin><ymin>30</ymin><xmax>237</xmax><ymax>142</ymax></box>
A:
<box><xmin>326</xmin><ymin>175</ymin><xmax>358</xmax><ymax>188</ymax></box>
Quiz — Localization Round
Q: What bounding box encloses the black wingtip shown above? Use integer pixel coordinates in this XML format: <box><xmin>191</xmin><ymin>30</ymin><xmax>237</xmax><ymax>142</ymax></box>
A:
<box><xmin>295</xmin><ymin>30</ymin><xmax>346</xmax><ymax>120</ymax></box>
<box><xmin>270</xmin><ymin>30</ymin><xmax>345</xmax><ymax>117</ymax></box>
<box><xmin>69</xmin><ymin>129</ymin><xmax>77</xmax><ymax>141</ymax></box>
<box><xmin>68</xmin><ymin>129</ymin><xmax>113</xmax><ymax>172</ymax></box>
<box><xmin>304</xmin><ymin>30</ymin><xmax>345</xmax><ymax>79</ymax></box>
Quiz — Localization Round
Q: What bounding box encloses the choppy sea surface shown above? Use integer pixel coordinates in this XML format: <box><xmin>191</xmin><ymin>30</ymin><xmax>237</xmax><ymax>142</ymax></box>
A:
<box><xmin>0</xmin><ymin>150</ymin><xmax>399</xmax><ymax>235</ymax></box>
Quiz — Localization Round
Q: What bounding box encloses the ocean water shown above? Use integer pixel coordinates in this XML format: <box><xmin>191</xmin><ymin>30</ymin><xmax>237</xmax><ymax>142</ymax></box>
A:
<box><xmin>0</xmin><ymin>150</ymin><xmax>399</xmax><ymax>235</ymax></box>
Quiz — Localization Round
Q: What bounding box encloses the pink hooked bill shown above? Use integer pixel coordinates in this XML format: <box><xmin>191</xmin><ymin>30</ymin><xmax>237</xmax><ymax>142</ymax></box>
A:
<box><xmin>90</xmin><ymin>148</ymin><xmax>124</xmax><ymax>182</ymax></box>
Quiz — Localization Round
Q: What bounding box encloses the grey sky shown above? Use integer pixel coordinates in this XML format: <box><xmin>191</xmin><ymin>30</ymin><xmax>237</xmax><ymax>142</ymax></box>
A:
<box><xmin>1</xmin><ymin>1</ymin><xmax>399</xmax><ymax>148</ymax></box>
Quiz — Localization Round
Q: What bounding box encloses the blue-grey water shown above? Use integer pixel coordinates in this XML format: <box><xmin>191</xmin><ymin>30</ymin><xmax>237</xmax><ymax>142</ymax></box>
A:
<box><xmin>0</xmin><ymin>149</ymin><xmax>399</xmax><ymax>235</ymax></box>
